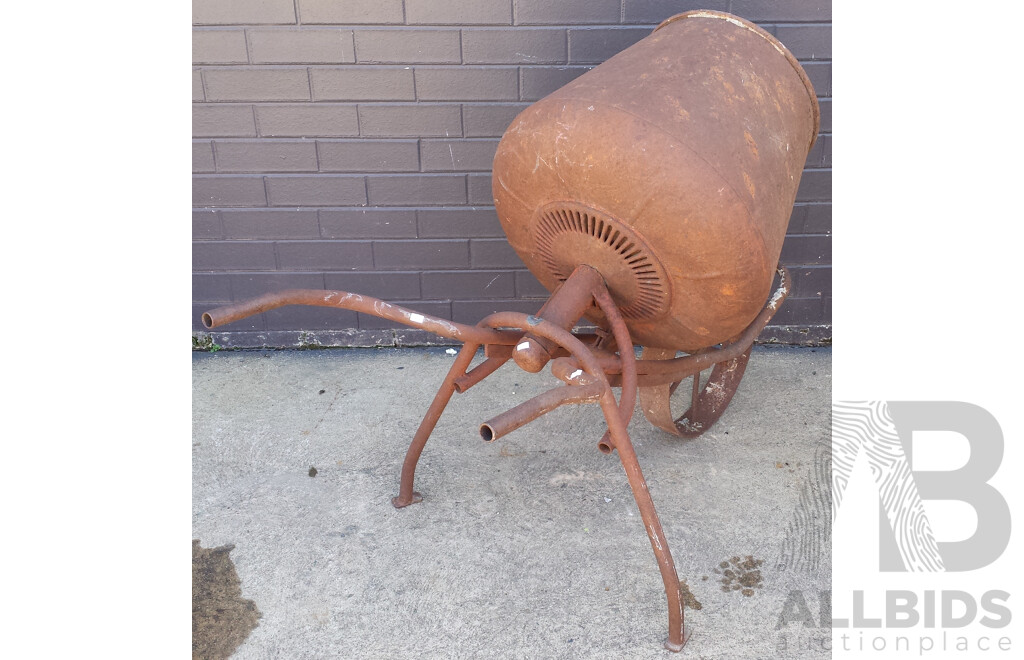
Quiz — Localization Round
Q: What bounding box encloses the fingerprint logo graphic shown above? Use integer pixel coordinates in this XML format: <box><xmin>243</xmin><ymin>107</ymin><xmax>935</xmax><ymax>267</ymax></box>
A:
<box><xmin>832</xmin><ymin>401</ymin><xmax>944</xmax><ymax>572</ymax></box>
<box><xmin>776</xmin><ymin>439</ymin><xmax>831</xmax><ymax>573</ymax></box>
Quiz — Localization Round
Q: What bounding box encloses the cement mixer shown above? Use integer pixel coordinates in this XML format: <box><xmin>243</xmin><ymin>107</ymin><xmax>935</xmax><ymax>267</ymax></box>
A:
<box><xmin>201</xmin><ymin>10</ymin><xmax>820</xmax><ymax>652</ymax></box>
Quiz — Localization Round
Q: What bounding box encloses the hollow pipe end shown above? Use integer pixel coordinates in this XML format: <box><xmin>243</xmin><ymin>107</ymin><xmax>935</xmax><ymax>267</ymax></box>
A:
<box><xmin>202</xmin><ymin>312</ymin><xmax>215</xmax><ymax>328</ymax></box>
<box><xmin>479</xmin><ymin>424</ymin><xmax>496</xmax><ymax>442</ymax></box>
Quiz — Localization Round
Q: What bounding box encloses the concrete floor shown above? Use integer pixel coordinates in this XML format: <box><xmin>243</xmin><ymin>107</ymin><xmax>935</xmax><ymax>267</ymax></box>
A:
<box><xmin>193</xmin><ymin>345</ymin><xmax>831</xmax><ymax>659</ymax></box>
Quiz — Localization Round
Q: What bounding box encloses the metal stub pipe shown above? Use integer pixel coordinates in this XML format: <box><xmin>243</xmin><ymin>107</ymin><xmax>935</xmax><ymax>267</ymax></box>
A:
<box><xmin>511</xmin><ymin>265</ymin><xmax>605</xmax><ymax>374</ymax></box>
<box><xmin>512</xmin><ymin>337</ymin><xmax>552</xmax><ymax>374</ymax></box>
<box><xmin>480</xmin><ymin>381</ymin><xmax>605</xmax><ymax>442</ymax></box>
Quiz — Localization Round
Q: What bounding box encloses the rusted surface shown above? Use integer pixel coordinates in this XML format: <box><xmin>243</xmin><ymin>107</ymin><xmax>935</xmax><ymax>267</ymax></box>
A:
<box><xmin>198</xmin><ymin>10</ymin><xmax>818</xmax><ymax>654</ymax></box>
<box><xmin>201</xmin><ymin>288</ymin><xmax>521</xmax><ymax>347</ymax></box>
<box><xmin>493</xmin><ymin>9</ymin><xmax>817</xmax><ymax>352</ymax></box>
<box><xmin>480</xmin><ymin>380</ymin><xmax>604</xmax><ymax>441</ymax></box>
<box><xmin>512</xmin><ymin>264</ymin><xmax>605</xmax><ymax>373</ymax></box>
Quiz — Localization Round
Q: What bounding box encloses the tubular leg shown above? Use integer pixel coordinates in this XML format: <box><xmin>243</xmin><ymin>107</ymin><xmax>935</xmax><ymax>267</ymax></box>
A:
<box><xmin>599</xmin><ymin>388</ymin><xmax>688</xmax><ymax>652</ymax></box>
<box><xmin>392</xmin><ymin>342</ymin><xmax>480</xmax><ymax>508</ymax></box>
<box><xmin>477</xmin><ymin>310</ymin><xmax>687</xmax><ymax>652</ymax></box>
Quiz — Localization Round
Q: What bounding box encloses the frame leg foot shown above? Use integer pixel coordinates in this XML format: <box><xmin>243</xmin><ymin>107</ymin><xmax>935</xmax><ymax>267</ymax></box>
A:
<box><xmin>393</xmin><ymin>342</ymin><xmax>480</xmax><ymax>508</ymax></box>
<box><xmin>391</xmin><ymin>492</ymin><xmax>423</xmax><ymax>509</ymax></box>
<box><xmin>664</xmin><ymin>624</ymin><xmax>691</xmax><ymax>652</ymax></box>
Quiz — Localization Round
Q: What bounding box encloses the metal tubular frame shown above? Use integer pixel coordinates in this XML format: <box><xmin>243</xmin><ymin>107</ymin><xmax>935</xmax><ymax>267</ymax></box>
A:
<box><xmin>200</xmin><ymin>263</ymin><xmax>791</xmax><ymax>653</ymax></box>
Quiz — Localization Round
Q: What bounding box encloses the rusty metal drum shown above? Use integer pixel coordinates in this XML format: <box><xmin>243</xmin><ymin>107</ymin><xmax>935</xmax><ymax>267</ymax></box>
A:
<box><xmin>492</xmin><ymin>10</ymin><xmax>820</xmax><ymax>352</ymax></box>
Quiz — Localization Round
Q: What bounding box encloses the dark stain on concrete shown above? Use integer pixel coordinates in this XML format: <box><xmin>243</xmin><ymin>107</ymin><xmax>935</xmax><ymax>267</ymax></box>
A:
<box><xmin>193</xmin><ymin>540</ymin><xmax>261</xmax><ymax>659</ymax></box>
<box><xmin>679</xmin><ymin>578</ymin><xmax>703</xmax><ymax>610</ymax></box>
<box><xmin>713</xmin><ymin>555</ymin><xmax>764</xmax><ymax>596</ymax></box>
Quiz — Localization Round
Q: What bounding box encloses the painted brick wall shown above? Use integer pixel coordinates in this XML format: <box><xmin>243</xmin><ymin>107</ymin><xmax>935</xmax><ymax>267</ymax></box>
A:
<box><xmin>193</xmin><ymin>0</ymin><xmax>832</xmax><ymax>347</ymax></box>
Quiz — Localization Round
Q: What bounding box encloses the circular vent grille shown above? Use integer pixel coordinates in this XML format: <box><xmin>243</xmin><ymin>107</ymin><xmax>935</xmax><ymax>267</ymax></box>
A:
<box><xmin>533</xmin><ymin>203</ymin><xmax>670</xmax><ymax>320</ymax></box>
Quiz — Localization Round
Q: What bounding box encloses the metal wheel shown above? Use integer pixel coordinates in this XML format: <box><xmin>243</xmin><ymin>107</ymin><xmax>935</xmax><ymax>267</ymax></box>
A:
<box><xmin>638</xmin><ymin>345</ymin><xmax>752</xmax><ymax>438</ymax></box>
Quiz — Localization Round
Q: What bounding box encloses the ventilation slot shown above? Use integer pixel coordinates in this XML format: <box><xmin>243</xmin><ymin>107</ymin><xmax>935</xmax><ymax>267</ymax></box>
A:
<box><xmin>533</xmin><ymin>203</ymin><xmax>669</xmax><ymax>320</ymax></box>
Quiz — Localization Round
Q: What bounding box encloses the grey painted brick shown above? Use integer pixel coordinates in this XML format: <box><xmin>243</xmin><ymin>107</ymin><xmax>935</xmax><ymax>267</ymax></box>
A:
<box><xmin>520</xmin><ymin>66</ymin><xmax>590</xmax><ymax>100</ymax></box>
<box><xmin>354</xmin><ymin>30</ymin><xmax>461</xmax><ymax>64</ymax></box>
<box><xmin>789</xmin><ymin>266</ymin><xmax>831</xmax><ymax>298</ymax></box>
<box><xmin>221</xmin><ymin>209</ymin><xmax>320</xmax><ymax>239</ymax></box>
<box><xmin>193</xmin><ymin>141</ymin><xmax>215</xmax><ymax>172</ymax></box>
<box><xmin>514</xmin><ymin>0</ymin><xmax>620</xmax><ymax>25</ymax></box>
<box><xmin>357</xmin><ymin>105</ymin><xmax>462</xmax><ymax>137</ymax></box>
<box><xmin>452</xmin><ymin>299</ymin><xmax>540</xmax><ymax>324</ymax></box>
<box><xmin>367</xmin><ymin>174</ymin><xmax>467</xmax><ymax>205</ymax></box>
<box><xmin>514</xmin><ymin>270</ymin><xmax>548</xmax><ymax>297</ymax></box>
<box><xmin>416</xmin><ymin>67</ymin><xmax>518</xmax><ymax>101</ymax></box>
<box><xmin>193</xmin><ymin>0</ymin><xmax>296</xmax><ymax>25</ymax></box>
<box><xmin>264</xmin><ymin>304</ymin><xmax>358</xmax><ymax>330</ymax></box>
<box><xmin>214</xmin><ymin>140</ymin><xmax>319</xmax><ymax>172</ymax></box>
<box><xmin>405</xmin><ymin>0</ymin><xmax>512</xmax><ymax>25</ymax></box>
<box><xmin>193</xmin><ymin>69</ymin><xmax>205</xmax><ymax>101</ymax></box>
<box><xmin>420</xmin><ymin>139</ymin><xmax>499</xmax><ymax>172</ymax></box>
<box><xmin>795</xmin><ymin>169</ymin><xmax>830</xmax><ymax>202</ymax></box>
<box><xmin>462</xmin><ymin>104</ymin><xmax>528</xmax><ymax>137</ymax></box>
<box><xmin>247</xmin><ymin>29</ymin><xmax>355</xmax><ymax>64</ymax></box>
<box><xmin>231</xmin><ymin>272</ymin><xmax>325</xmax><ymax>298</ymax></box>
<box><xmin>193</xmin><ymin>29</ymin><xmax>249</xmax><ymax>64</ymax></box>
<box><xmin>193</xmin><ymin>273</ymin><xmax>233</xmax><ymax>302</ymax></box>
<box><xmin>317</xmin><ymin>140</ymin><xmax>420</xmax><ymax>172</ymax></box>
<box><xmin>311</xmin><ymin>67</ymin><xmax>415</xmax><ymax>101</ymax></box>
<box><xmin>193</xmin><ymin>209</ymin><xmax>223</xmax><ymax>239</ymax></box>
<box><xmin>194</xmin><ymin>104</ymin><xmax>256</xmax><ymax>137</ymax></box>
<box><xmin>193</xmin><ymin>241</ymin><xmax>277</xmax><ymax>270</ymax></box>
<box><xmin>265</xmin><ymin>175</ymin><xmax>367</xmax><ymax>206</ymax></box>
<box><xmin>568</xmin><ymin>28</ymin><xmax>649</xmax><ymax>64</ymax></box>
<box><xmin>802</xmin><ymin>203</ymin><xmax>831</xmax><ymax>234</ymax></box>
<box><xmin>417</xmin><ymin>208</ymin><xmax>503</xmax><ymax>238</ymax></box>
<box><xmin>467</xmin><ymin>174</ymin><xmax>493</xmax><ymax>204</ymax></box>
<box><xmin>357</xmin><ymin>301</ymin><xmax>451</xmax><ymax>329</ymax></box>
<box><xmin>768</xmin><ymin>297</ymin><xmax>825</xmax><ymax>325</ymax></box>
<box><xmin>818</xmin><ymin>98</ymin><xmax>831</xmax><ymax>131</ymax></box>
<box><xmin>470</xmin><ymin>238</ymin><xmax>522</xmax><ymax>267</ymax></box>
<box><xmin>775</xmin><ymin>24</ymin><xmax>831</xmax><ymax>61</ymax></box>
<box><xmin>255</xmin><ymin>104</ymin><xmax>359</xmax><ymax>137</ymax></box>
<box><xmin>804</xmin><ymin>139</ymin><xmax>824</xmax><ymax>170</ymax></box>
<box><xmin>203</xmin><ymin>68</ymin><xmax>310</xmax><ymax>101</ymax></box>
<box><xmin>802</xmin><ymin>61</ymin><xmax>831</xmax><ymax>97</ymax></box>
<box><xmin>780</xmin><ymin>234</ymin><xmax>831</xmax><ymax>265</ymax></box>
<box><xmin>324</xmin><ymin>271</ymin><xmax>421</xmax><ymax>299</ymax></box>
<box><xmin>730</xmin><ymin>0</ymin><xmax>830</xmax><ymax>22</ymax></box>
<box><xmin>319</xmin><ymin>209</ymin><xmax>418</xmax><ymax>238</ymax></box>
<box><xmin>276</xmin><ymin>240</ymin><xmax>374</xmax><ymax>270</ymax></box>
<box><xmin>373</xmin><ymin>239</ymin><xmax>469</xmax><ymax>269</ymax></box>
<box><xmin>463</xmin><ymin>29</ymin><xmax>566</xmax><ymax>64</ymax></box>
<box><xmin>422</xmin><ymin>270</ymin><xmax>515</xmax><ymax>299</ymax></box>
<box><xmin>193</xmin><ymin>176</ymin><xmax>267</xmax><ymax>206</ymax></box>
<box><xmin>622</xmin><ymin>0</ymin><xmax>729</xmax><ymax>23</ymax></box>
<box><xmin>816</xmin><ymin>135</ymin><xmax>831</xmax><ymax>168</ymax></box>
<box><xmin>298</xmin><ymin>0</ymin><xmax>404</xmax><ymax>24</ymax></box>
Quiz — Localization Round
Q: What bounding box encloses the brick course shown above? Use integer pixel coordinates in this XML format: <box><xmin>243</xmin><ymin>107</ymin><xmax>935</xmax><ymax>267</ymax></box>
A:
<box><xmin>247</xmin><ymin>29</ymin><xmax>356</xmax><ymax>64</ymax></box>
<box><xmin>194</xmin><ymin>1</ymin><xmax>832</xmax><ymax>344</ymax></box>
